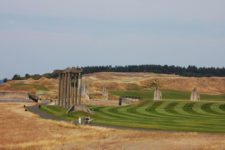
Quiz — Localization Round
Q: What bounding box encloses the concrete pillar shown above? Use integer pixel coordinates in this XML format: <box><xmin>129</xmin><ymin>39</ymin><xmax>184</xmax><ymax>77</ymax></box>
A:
<box><xmin>73</xmin><ymin>74</ymin><xmax>77</xmax><ymax>105</ymax></box>
<box><xmin>67</xmin><ymin>72</ymin><xmax>71</xmax><ymax>108</ymax></box>
<box><xmin>69</xmin><ymin>73</ymin><xmax>72</xmax><ymax>108</ymax></box>
<box><xmin>69</xmin><ymin>73</ymin><xmax>73</xmax><ymax>108</ymax></box>
<box><xmin>58</xmin><ymin>73</ymin><xmax>62</xmax><ymax>106</ymax></box>
<box><xmin>79</xmin><ymin>73</ymin><xmax>82</xmax><ymax>105</ymax></box>
<box><xmin>60</xmin><ymin>74</ymin><xmax>64</xmax><ymax>107</ymax></box>
<box><xmin>71</xmin><ymin>74</ymin><xmax>74</xmax><ymax>106</ymax></box>
<box><xmin>63</xmin><ymin>73</ymin><xmax>66</xmax><ymax>107</ymax></box>
<box><xmin>58</xmin><ymin>73</ymin><xmax>60</xmax><ymax>106</ymax></box>
<box><xmin>191</xmin><ymin>88</ymin><xmax>200</xmax><ymax>101</ymax></box>
<box><xmin>153</xmin><ymin>87</ymin><xmax>162</xmax><ymax>101</ymax></box>
<box><xmin>63</xmin><ymin>73</ymin><xmax>67</xmax><ymax>108</ymax></box>
<box><xmin>75</xmin><ymin>74</ymin><xmax>79</xmax><ymax>105</ymax></box>
<box><xmin>65</xmin><ymin>73</ymin><xmax>68</xmax><ymax>108</ymax></box>
<box><xmin>74</xmin><ymin>74</ymin><xmax>77</xmax><ymax>105</ymax></box>
<box><xmin>74</xmin><ymin>75</ymin><xmax>77</xmax><ymax>105</ymax></box>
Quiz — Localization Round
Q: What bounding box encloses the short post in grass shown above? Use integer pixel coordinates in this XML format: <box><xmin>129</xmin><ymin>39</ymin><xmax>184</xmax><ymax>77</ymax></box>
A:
<box><xmin>119</xmin><ymin>97</ymin><xmax>123</xmax><ymax>106</ymax></box>
<box><xmin>81</xmin><ymin>83</ymin><xmax>90</xmax><ymax>100</ymax></box>
<box><xmin>190</xmin><ymin>88</ymin><xmax>200</xmax><ymax>101</ymax></box>
<box><xmin>153</xmin><ymin>87</ymin><xmax>162</xmax><ymax>101</ymax></box>
<box><xmin>78</xmin><ymin>117</ymin><xmax>82</xmax><ymax>125</ymax></box>
<box><xmin>102</xmin><ymin>87</ymin><xmax>108</xmax><ymax>100</ymax></box>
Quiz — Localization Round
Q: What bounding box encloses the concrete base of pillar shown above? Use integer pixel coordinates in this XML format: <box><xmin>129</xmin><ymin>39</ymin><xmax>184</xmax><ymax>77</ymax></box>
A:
<box><xmin>67</xmin><ymin>105</ymin><xmax>93</xmax><ymax>114</ymax></box>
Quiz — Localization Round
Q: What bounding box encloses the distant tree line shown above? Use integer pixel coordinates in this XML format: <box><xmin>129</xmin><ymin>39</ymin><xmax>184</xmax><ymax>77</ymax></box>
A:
<box><xmin>11</xmin><ymin>73</ymin><xmax>58</xmax><ymax>81</ymax></box>
<box><xmin>82</xmin><ymin>65</ymin><xmax>225</xmax><ymax>77</ymax></box>
<box><xmin>10</xmin><ymin>64</ymin><xmax>225</xmax><ymax>81</ymax></box>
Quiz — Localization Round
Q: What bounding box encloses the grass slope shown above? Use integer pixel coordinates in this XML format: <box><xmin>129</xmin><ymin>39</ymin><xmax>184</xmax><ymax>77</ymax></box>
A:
<box><xmin>42</xmin><ymin>100</ymin><xmax>225</xmax><ymax>133</ymax></box>
<box><xmin>41</xmin><ymin>90</ymin><xmax>225</xmax><ymax>133</ymax></box>
<box><xmin>111</xmin><ymin>90</ymin><xmax>225</xmax><ymax>101</ymax></box>
<box><xmin>91</xmin><ymin>100</ymin><xmax>225</xmax><ymax>132</ymax></box>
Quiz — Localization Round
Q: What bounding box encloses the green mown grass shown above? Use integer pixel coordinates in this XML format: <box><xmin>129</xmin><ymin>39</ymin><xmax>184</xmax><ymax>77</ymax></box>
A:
<box><xmin>41</xmin><ymin>90</ymin><xmax>225</xmax><ymax>133</ymax></box>
<box><xmin>41</xmin><ymin>105</ymin><xmax>93</xmax><ymax>120</ymax></box>
<box><xmin>110</xmin><ymin>89</ymin><xmax>225</xmax><ymax>101</ymax></box>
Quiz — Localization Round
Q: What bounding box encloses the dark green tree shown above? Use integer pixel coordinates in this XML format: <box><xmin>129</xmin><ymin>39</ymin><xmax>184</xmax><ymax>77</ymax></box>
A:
<box><xmin>3</xmin><ymin>78</ymin><xmax>8</xmax><ymax>83</ymax></box>
<box><xmin>25</xmin><ymin>74</ymin><xmax>31</xmax><ymax>79</ymax></box>
<box><xmin>12</xmin><ymin>74</ymin><xmax>22</xmax><ymax>80</ymax></box>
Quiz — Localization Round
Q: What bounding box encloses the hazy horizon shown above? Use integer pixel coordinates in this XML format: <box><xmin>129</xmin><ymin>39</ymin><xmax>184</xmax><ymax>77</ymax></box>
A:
<box><xmin>1</xmin><ymin>0</ymin><xmax>225</xmax><ymax>79</ymax></box>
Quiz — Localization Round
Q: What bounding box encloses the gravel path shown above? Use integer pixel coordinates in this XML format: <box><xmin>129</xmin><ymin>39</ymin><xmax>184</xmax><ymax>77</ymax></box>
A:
<box><xmin>0</xmin><ymin>99</ymin><xmax>33</xmax><ymax>103</ymax></box>
<box><xmin>27</xmin><ymin>104</ymin><xmax>64</xmax><ymax>121</ymax></box>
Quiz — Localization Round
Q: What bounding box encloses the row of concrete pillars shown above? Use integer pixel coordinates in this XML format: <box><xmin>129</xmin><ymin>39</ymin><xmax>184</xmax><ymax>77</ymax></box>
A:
<box><xmin>153</xmin><ymin>87</ymin><xmax>200</xmax><ymax>101</ymax></box>
<box><xmin>57</xmin><ymin>70</ymin><xmax>82</xmax><ymax>109</ymax></box>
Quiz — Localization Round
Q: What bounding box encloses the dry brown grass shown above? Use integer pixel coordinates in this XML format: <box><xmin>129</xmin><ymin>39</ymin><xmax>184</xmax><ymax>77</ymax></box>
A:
<box><xmin>84</xmin><ymin>72</ymin><xmax>225</xmax><ymax>95</ymax></box>
<box><xmin>0</xmin><ymin>77</ymin><xmax>58</xmax><ymax>100</ymax></box>
<box><xmin>0</xmin><ymin>91</ymin><xmax>28</xmax><ymax>100</ymax></box>
<box><xmin>0</xmin><ymin>72</ymin><xmax>225</xmax><ymax>101</ymax></box>
<box><xmin>1</xmin><ymin>102</ymin><xmax>225</xmax><ymax>150</ymax></box>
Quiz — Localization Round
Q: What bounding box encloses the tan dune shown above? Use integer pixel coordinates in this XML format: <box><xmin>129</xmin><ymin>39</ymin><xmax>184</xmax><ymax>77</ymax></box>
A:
<box><xmin>0</xmin><ymin>72</ymin><xmax>224</xmax><ymax>101</ymax></box>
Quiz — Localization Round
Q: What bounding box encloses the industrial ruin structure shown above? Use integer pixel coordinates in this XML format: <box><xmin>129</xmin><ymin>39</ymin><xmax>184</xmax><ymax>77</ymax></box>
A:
<box><xmin>54</xmin><ymin>67</ymin><xmax>83</xmax><ymax>110</ymax></box>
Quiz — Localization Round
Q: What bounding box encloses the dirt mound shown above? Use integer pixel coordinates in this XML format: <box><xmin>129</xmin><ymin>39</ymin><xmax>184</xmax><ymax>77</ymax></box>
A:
<box><xmin>85</xmin><ymin>72</ymin><xmax>225</xmax><ymax>94</ymax></box>
<box><xmin>0</xmin><ymin>78</ymin><xmax>58</xmax><ymax>100</ymax></box>
<box><xmin>0</xmin><ymin>91</ymin><xmax>28</xmax><ymax>100</ymax></box>
<box><xmin>139</xmin><ymin>77</ymin><xmax>225</xmax><ymax>94</ymax></box>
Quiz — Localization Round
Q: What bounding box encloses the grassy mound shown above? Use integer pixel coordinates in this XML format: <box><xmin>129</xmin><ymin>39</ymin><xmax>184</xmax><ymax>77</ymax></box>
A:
<box><xmin>91</xmin><ymin>100</ymin><xmax>225</xmax><ymax>132</ymax></box>
<box><xmin>111</xmin><ymin>89</ymin><xmax>225</xmax><ymax>101</ymax></box>
<box><xmin>41</xmin><ymin>90</ymin><xmax>225</xmax><ymax>133</ymax></box>
<box><xmin>41</xmin><ymin>105</ymin><xmax>92</xmax><ymax>120</ymax></box>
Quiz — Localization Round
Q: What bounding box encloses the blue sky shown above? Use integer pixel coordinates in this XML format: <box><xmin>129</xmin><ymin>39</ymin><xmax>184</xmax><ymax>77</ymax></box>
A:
<box><xmin>0</xmin><ymin>0</ymin><xmax>225</xmax><ymax>78</ymax></box>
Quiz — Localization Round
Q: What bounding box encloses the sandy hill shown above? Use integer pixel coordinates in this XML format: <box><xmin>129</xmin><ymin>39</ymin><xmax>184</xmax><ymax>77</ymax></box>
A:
<box><xmin>0</xmin><ymin>72</ymin><xmax>225</xmax><ymax>100</ymax></box>
<box><xmin>0</xmin><ymin>77</ymin><xmax>58</xmax><ymax>100</ymax></box>
<box><xmin>84</xmin><ymin>72</ymin><xmax>225</xmax><ymax>94</ymax></box>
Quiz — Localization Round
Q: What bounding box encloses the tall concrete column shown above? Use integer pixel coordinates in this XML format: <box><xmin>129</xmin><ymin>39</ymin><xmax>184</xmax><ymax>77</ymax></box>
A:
<box><xmin>70</xmin><ymin>74</ymin><xmax>74</xmax><ymax>106</ymax></box>
<box><xmin>73</xmin><ymin>75</ymin><xmax>76</xmax><ymax>105</ymax></box>
<box><xmin>60</xmin><ymin>73</ymin><xmax>64</xmax><ymax>107</ymax></box>
<box><xmin>67</xmin><ymin>73</ymin><xmax>71</xmax><ymax>108</ymax></box>
<box><xmin>63</xmin><ymin>73</ymin><xmax>67</xmax><ymax>108</ymax></box>
<box><xmin>58</xmin><ymin>73</ymin><xmax>62</xmax><ymax>106</ymax></box>
<box><xmin>79</xmin><ymin>73</ymin><xmax>82</xmax><ymax>105</ymax></box>
<box><xmin>72</xmin><ymin>74</ymin><xmax>75</xmax><ymax>106</ymax></box>
<box><xmin>70</xmin><ymin>74</ymin><xmax>73</xmax><ymax>106</ymax></box>
<box><xmin>77</xmin><ymin>74</ymin><xmax>80</xmax><ymax>105</ymax></box>
<box><xmin>69</xmin><ymin>73</ymin><xmax>72</xmax><ymax>108</ymax></box>
<box><xmin>75</xmin><ymin>74</ymin><xmax>78</xmax><ymax>105</ymax></box>
<box><xmin>65</xmin><ymin>73</ymin><xmax>68</xmax><ymax>108</ymax></box>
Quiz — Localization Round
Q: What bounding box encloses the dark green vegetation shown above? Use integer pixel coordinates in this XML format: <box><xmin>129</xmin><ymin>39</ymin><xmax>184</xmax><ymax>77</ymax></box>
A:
<box><xmin>41</xmin><ymin>90</ymin><xmax>225</xmax><ymax>133</ymax></box>
<box><xmin>82</xmin><ymin>65</ymin><xmax>225</xmax><ymax>77</ymax></box>
<box><xmin>11</xmin><ymin>73</ymin><xmax>58</xmax><ymax>80</ymax></box>
<box><xmin>11</xmin><ymin>64</ymin><xmax>225</xmax><ymax>80</ymax></box>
